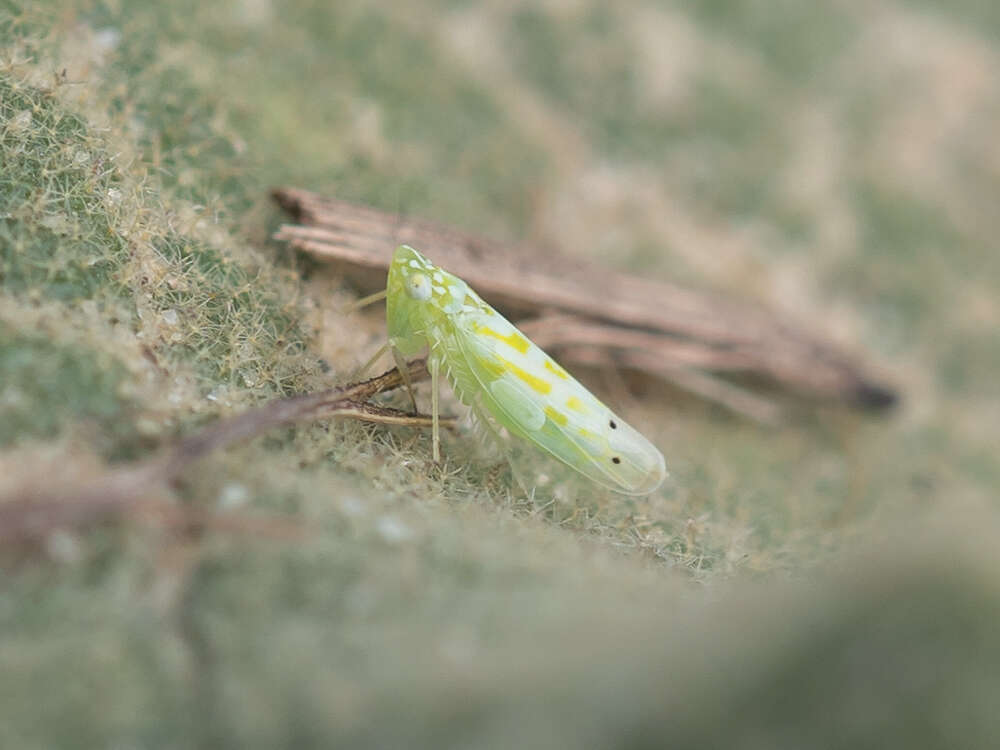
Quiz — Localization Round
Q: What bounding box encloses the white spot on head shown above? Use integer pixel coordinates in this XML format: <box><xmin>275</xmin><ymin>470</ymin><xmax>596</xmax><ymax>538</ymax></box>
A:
<box><xmin>432</xmin><ymin>285</ymin><xmax>445</xmax><ymax>294</ymax></box>
<box><xmin>432</xmin><ymin>271</ymin><xmax>444</xmax><ymax>282</ymax></box>
<box><xmin>441</xmin><ymin>293</ymin><xmax>463</xmax><ymax>313</ymax></box>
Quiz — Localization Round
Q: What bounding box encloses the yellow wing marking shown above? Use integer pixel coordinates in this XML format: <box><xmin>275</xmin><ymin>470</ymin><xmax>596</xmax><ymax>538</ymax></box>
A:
<box><xmin>544</xmin><ymin>405</ymin><xmax>568</xmax><ymax>427</ymax></box>
<box><xmin>474</xmin><ymin>353</ymin><xmax>506</xmax><ymax>379</ymax></box>
<box><xmin>496</xmin><ymin>355</ymin><xmax>552</xmax><ymax>395</ymax></box>
<box><xmin>544</xmin><ymin>360</ymin><xmax>570</xmax><ymax>380</ymax></box>
<box><xmin>476</xmin><ymin>325</ymin><xmax>531</xmax><ymax>354</ymax></box>
<box><xmin>565</xmin><ymin>396</ymin><xmax>587</xmax><ymax>413</ymax></box>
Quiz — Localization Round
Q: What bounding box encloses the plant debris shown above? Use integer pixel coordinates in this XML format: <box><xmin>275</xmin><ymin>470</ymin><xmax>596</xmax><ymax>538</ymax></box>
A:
<box><xmin>0</xmin><ymin>360</ymin><xmax>448</xmax><ymax>545</ymax></box>
<box><xmin>273</xmin><ymin>187</ymin><xmax>899</xmax><ymax>422</ymax></box>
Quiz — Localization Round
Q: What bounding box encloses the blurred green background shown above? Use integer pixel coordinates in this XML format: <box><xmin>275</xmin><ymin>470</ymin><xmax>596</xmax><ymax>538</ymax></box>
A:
<box><xmin>2</xmin><ymin>1</ymin><xmax>999</xmax><ymax>747</ymax></box>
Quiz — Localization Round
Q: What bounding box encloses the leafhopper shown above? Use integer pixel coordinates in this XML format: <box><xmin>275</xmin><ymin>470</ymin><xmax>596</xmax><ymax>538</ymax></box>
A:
<box><xmin>382</xmin><ymin>245</ymin><xmax>666</xmax><ymax>495</ymax></box>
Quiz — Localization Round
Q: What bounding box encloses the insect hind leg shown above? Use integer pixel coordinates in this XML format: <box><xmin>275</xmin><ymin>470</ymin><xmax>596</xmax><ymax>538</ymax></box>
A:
<box><xmin>463</xmin><ymin>400</ymin><xmax>536</xmax><ymax>497</ymax></box>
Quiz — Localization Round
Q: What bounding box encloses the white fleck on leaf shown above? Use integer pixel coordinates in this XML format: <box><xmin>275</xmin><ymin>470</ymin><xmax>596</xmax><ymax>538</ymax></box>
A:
<box><xmin>375</xmin><ymin>515</ymin><xmax>413</xmax><ymax>543</ymax></box>
<box><xmin>217</xmin><ymin>483</ymin><xmax>249</xmax><ymax>509</ymax></box>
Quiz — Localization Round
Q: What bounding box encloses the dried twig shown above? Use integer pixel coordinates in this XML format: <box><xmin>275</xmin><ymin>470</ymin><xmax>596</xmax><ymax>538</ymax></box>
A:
<box><xmin>153</xmin><ymin>359</ymin><xmax>443</xmax><ymax>480</ymax></box>
<box><xmin>272</xmin><ymin>187</ymin><xmax>898</xmax><ymax>416</ymax></box>
<box><xmin>0</xmin><ymin>360</ymin><xmax>448</xmax><ymax>544</ymax></box>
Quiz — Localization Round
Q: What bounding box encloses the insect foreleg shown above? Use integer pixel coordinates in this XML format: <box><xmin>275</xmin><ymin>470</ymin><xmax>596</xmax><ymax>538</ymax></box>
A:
<box><xmin>356</xmin><ymin>341</ymin><xmax>390</xmax><ymax>380</ymax></box>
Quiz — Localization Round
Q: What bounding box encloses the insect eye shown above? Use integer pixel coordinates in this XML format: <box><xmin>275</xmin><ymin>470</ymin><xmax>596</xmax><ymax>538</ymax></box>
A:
<box><xmin>609</xmin><ymin>420</ymin><xmax>617</xmax><ymax>429</ymax></box>
<box><xmin>407</xmin><ymin>273</ymin><xmax>432</xmax><ymax>301</ymax></box>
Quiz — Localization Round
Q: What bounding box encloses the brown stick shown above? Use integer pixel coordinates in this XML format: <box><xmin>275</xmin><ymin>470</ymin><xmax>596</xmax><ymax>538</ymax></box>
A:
<box><xmin>272</xmin><ymin>187</ymin><xmax>898</xmax><ymax>412</ymax></box>
<box><xmin>0</xmin><ymin>360</ymin><xmax>449</xmax><ymax>544</ymax></box>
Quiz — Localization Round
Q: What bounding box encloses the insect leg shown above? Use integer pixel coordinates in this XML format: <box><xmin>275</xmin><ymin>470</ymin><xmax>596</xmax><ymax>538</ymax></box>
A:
<box><xmin>465</xmin><ymin>401</ymin><xmax>531</xmax><ymax>496</ymax></box>
<box><xmin>342</xmin><ymin>288</ymin><xmax>387</xmax><ymax>314</ymax></box>
<box><xmin>356</xmin><ymin>341</ymin><xmax>390</xmax><ymax>379</ymax></box>
<box><xmin>391</xmin><ymin>345</ymin><xmax>419</xmax><ymax>413</ymax></box>
<box><xmin>429</xmin><ymin>355</ymin><xmax>441</xmax><ymax>463</ymax></box>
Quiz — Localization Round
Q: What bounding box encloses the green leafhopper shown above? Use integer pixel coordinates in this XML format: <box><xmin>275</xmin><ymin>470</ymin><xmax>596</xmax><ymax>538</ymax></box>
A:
<box><xmin>385</xmin><ymin>245</ymin><xmax>666</xmax><ymax>495</ymax></box>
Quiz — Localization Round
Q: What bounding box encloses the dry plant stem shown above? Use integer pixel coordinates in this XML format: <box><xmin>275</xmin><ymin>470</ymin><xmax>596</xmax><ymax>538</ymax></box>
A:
<box><xmin>519</xmin><ymin>315</ymin><xmax>783</xmax><ymax>424</ymax></box>
<box><xmin>557</xmin><ymin>345</ymin><xmax>782</xmax><ymax>425</ymax></box>
<box><xmin>155</xmin><ymin>358</ymin><xmax>442</xmax><ymax>479</ymax></box>
<box><xmin>272</xmin><ymin>187</ymin><xmax>898</xmax><ymax>411</ymax></box>
<box><xmin>130</xmin><ymin>501</ymin><xmax>308</xmax><ymax>540</ymax></box>
<box><xmin>0</xmin><ymin>360</ymin><xmax>452</xmax><ymax>544</ymax></box>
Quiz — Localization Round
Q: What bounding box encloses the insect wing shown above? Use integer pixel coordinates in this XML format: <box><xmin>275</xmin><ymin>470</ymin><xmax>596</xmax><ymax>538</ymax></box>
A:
<box><xmin>453</xmin><ymin>301</ymin><xmax>665</xmax><ymax>495</ymax></box>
